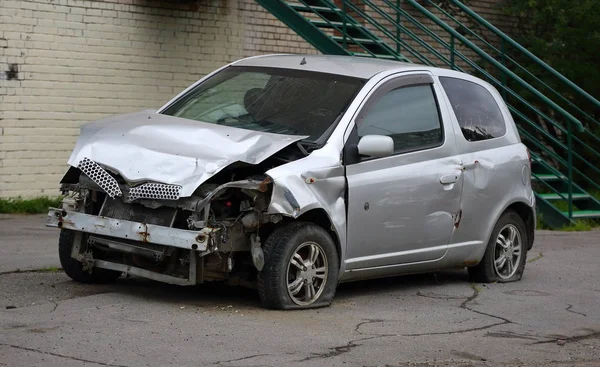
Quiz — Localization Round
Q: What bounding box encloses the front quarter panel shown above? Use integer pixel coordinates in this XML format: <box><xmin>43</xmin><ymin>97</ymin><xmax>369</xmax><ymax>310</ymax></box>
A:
<box><xmin>265</xmin><ymin>144</ymin><xmax>348</xmax><ymax>278</ymax></box>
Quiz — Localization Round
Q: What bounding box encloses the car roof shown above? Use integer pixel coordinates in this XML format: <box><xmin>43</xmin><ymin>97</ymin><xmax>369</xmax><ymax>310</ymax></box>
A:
<box><xmin>233</xmin><ymin>54</ymin><xmax>436</xmax><ymax>79</ymax></box>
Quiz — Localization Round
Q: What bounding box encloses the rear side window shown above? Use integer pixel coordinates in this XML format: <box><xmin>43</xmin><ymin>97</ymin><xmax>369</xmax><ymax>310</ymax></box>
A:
<box><xmin>440</xmin><ymin>77</ymin><xmax>506</xmax><ymax>142</ymax></box>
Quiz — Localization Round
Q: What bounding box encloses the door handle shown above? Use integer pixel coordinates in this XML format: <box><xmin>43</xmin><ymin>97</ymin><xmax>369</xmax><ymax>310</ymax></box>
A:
<box><xmin>440</xmin><ymin>174</ymin><xmax>460</xmax><ymax>185</ymax></box>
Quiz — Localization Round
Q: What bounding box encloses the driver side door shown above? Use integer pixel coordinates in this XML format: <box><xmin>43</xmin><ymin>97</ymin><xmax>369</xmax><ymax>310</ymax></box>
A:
<box><xmin>344</xmin><ymin>73</ymin><xmax>463</xmax><ymax>271</ymax></box>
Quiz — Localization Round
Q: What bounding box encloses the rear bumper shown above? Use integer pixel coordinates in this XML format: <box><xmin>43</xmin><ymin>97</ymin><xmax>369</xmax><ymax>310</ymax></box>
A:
<box><xmin>46</xmin><ymin>208</ymin><xmax>215</xmax><ymax>251</ymax></box>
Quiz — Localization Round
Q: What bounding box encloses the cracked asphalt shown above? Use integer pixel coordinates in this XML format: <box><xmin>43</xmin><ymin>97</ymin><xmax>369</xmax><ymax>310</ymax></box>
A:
<box><xmin>1</xmin><ymin>215</ymin><xmax>599</xmax><ymax>366</ymax></box>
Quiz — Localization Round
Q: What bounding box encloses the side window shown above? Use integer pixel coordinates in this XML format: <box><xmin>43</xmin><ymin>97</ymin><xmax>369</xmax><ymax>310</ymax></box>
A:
<box><xmin>439</xmin><ymin>77</ymin><xmax>506</xmax><ymax>142</ymax></box>
<box><xmin>357</xmin><ymin>84</ymin><xmax>443</xmax><ymax>154</ymax></box>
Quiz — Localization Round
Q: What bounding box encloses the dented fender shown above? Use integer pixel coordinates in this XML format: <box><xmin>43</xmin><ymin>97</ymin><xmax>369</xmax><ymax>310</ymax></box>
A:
<box><xmin>265</xmin><ymin>145</ymin><xmax>348</xmax><ymax>277</ymax></box>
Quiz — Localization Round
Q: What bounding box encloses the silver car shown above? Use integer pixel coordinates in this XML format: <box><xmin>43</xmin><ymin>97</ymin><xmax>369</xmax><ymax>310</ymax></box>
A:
<box><xmin>47</xmin><ymin>55</ymin><xmax>535</xmax><ymax>309</ymax></box>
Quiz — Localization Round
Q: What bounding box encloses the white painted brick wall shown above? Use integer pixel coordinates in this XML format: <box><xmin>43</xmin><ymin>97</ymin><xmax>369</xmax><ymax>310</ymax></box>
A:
<box><xmin>0</xmin><ymin>0</ymin><xmax>317</xmax><ymax>198</ymax></box>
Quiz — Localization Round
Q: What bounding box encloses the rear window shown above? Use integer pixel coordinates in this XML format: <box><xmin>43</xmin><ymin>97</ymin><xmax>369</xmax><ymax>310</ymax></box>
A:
<box><xmin>439</xmin><ymin>77</ymin><xmax>506</xmax><ymax>142</ymax></box>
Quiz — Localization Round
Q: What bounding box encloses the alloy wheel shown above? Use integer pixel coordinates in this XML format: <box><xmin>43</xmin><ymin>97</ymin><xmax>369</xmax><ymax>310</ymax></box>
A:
<box><xmin>286</xmin><ymin>242</ymin><xmax>328</xmax><ymax>306</ymax></box>
<box><xmin>493</xmin><ymin>224</ymin><xmax>522</xmax><ymax>279</ymax></box>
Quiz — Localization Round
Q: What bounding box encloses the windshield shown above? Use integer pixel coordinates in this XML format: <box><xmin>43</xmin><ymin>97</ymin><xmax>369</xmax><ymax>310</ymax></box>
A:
<box><xmin>161</xmin><ymin>66</ymin><xmax>365</xmax><ymax>142</ymax></box>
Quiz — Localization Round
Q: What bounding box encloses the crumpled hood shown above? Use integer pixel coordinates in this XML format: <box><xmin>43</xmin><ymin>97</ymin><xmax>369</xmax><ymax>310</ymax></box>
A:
<box><xmin>68</xmin><ymin>111</ymin><xmax>306</xmax><ymax>197</ymax></box>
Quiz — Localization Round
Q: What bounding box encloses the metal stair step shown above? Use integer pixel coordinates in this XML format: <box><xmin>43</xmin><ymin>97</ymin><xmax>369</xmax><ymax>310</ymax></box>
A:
<box><xmin>309</xmin><ymin>20</ymin><xmax>365</xmax><ymax>29</ymax></box>
<box><xmin>331</xmin><ymin>36</ymin><xmax>382</xmax><ymax>44</ymax></box>
<box><xmin>532</xmin><ymin>173</ymin><xmax>565</xmax><ymax>181</ymax></box>
<box><xmin>561</xmin><ymin>210</ymin><xmax>600</xmax><ymax>219</ymax></box>
<box><xmin>538</xmin><ymin>193</ymin><xmax>590</xmax><ymax>200</ymax></box>
<box><xmin>352</xmin><ymin>52</ymin><xmax>401</xmax><ymax>60</ymax></box>
<box><xmin>287</xmin><ymin>3</ymin><xmax>341</xmax><ymax>13</ymax></box>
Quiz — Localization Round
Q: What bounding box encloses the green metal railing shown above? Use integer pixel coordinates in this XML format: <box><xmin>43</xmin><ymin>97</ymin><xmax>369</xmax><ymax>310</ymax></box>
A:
<box><xmin>256</xmin><ymin>0</ymin><xmax>600</xmax><ymax>225</ymax></box>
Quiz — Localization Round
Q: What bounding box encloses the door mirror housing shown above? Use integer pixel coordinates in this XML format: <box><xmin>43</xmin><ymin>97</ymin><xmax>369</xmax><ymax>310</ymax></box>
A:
<box><xmin>357</xmin><ymin>135</ymin><xmax>394</xmax><ymax>158</ymax></box>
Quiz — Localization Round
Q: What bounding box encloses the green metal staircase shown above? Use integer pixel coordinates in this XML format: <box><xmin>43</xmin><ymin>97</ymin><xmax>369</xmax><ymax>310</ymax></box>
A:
<box><xmin>256</xmin><ymin>0</ymin><xmax>600</xmax><ymax>228</ymax></box>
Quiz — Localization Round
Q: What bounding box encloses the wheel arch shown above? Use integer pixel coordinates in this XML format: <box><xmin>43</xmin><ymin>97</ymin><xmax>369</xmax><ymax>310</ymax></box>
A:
<box><xmin>472</xmin><ymin>199</ymin><xmax>536</xmax><ymax>265</ymax></box>
<box><xmin>504</xmin><ymin>201</ymin><xmax>535</xmax><ymax>251</ymax></box>
<box><xmin>261</xmin><ymin>208</ymin><xmax>342</xmax><ymax>271</ymax></box>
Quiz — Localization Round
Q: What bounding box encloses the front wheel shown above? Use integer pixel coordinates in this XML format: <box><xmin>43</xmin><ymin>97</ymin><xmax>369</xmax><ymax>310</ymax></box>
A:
<box><xmin>468</xmin><ymin>210</ymin><xmax>528</xmax><ymax>283</ymax></box>
<box><xmin>258</xmin><ymin>222</ymin><xmax>339</xmax><ymax>310</ymax></box>
<box><xmin>58</xmin><ymin>230</ymin><xmax>122</xmax><ymax>284</ymax></box>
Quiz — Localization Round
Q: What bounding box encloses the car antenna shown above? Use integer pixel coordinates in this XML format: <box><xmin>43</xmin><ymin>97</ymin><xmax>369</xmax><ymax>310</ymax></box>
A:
<box><xmin>300</xmin><ymin>57</ymin><xmax>307</xmax><ymax>65</ymax></box>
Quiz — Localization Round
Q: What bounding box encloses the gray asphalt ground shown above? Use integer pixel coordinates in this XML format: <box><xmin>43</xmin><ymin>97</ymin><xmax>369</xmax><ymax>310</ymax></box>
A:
<box><xmin>0</xmin><ymin>215</ymin><xmax>598</xmax><ymax>367</ymax></box>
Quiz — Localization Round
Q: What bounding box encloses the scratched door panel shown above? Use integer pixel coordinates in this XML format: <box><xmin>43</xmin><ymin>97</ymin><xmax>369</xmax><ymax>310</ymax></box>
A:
<box><xmin>453</xmin><ymin>144</ymin><xmax>530</xmax><ymax>246</ymax></box>
<box><xmin>344</xmin><ymin>147</ymin><xmax>463</xmax><ymax>270</ymax></box>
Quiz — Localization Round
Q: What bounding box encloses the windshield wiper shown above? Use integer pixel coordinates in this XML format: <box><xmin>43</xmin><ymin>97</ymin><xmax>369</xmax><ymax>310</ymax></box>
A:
<box><xmin>300</xmin><ymin>113</ymin><xmax>343</xmax><ymax>149</ymax></box>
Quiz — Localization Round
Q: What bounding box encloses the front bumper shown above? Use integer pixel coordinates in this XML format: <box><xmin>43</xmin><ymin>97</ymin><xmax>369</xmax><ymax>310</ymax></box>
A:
<box><xmin>46</xmin><ymin>208</ymin><xmax>215</xmax><ymax>251</ymax></box>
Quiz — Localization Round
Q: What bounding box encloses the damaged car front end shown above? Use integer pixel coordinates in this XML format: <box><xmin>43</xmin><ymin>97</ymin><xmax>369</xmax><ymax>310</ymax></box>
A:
<box><xmin>47</xmin><ymin>59</ymin><xmax>362</xmax><ymax>306</ymax></box>
<box><xmin>49</xmin><ymin>169</ymin><xmax>276</xmax><ymax>286</ymax></box>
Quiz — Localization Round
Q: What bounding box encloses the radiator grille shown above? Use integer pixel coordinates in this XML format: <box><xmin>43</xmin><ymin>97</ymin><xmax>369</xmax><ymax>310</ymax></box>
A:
<box><xmin>77</xmin><ymin>157</ymin><xmax>122</xmax><ymax>198</ymax></box>
<box><xmin>127</xmin><ymin>182</ymin><xmax>182</xmax><ymax>201</ymax></box>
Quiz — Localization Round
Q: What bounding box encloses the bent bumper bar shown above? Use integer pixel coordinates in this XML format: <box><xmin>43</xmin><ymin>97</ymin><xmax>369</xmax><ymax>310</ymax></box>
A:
<box><xmin>46</xmin><ymin>208</ymin><xmax>215</xmax><ymax>251</ymax></box>
<box><xmin>94</xmin><ymin>259</ymin><xmax>197</xmax><ymax>286</ymax></box>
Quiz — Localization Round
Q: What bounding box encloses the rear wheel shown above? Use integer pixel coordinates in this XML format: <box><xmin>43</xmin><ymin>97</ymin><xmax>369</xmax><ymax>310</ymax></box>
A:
<box><xmin>58</xmin><ymin>230</ymin><xmax>122</xmax><ymax>283</ymax></box>
<box><xmin>258</xmin><ymin>222</ymin><xmax>339</xmax><ymax>309</ymax></box>
<box><xmin>469</xmin><ymin>211</ymin><xmax>528</xmax><ymax>283</ymax></box>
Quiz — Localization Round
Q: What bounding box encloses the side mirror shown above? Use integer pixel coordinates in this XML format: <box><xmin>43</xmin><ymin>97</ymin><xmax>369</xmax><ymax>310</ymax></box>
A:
<box><xmin>357</xmin><ymin>135</ymin><xmax>394</xmax><ymax>158</ymax></box>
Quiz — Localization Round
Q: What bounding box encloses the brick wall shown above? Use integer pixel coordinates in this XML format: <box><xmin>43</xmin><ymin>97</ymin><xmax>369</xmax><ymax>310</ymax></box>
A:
<box><xmin>0</xmin><ymin>0</ymin><xmax>317</xmax><ymax>198</ymax></box>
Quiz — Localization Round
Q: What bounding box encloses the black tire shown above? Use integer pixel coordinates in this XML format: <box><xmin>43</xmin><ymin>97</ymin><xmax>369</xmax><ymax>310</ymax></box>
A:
<box><xmin>258</xmin><ymin>222</ymin><xmax>339</xmax><ymax>310</ymax></box>
<box><xmin>58</xmin><ymin>230</ymin><xmax>121</xmax><ymax>284</ymax></box>
<box><xmin>468</xmin><ymin>210</ymin><xmax>528</xmax><ymax>283</ymax></box>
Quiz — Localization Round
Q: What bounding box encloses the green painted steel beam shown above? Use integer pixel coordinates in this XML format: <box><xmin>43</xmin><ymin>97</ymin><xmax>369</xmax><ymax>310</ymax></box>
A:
<box><xmin>403</xmin><ymin>0</ymin><xmax>584</xmax><ymax>132</ymax></box>
<box><xmin>254</xmin><ymin>0</ymin><xmax>350</xmax><ymax>56</ymax></box>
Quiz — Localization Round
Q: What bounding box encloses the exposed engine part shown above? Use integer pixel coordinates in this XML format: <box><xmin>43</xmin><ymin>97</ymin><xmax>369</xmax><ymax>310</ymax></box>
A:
<box><xmin>131</xmin><ymin>195</ymin><xmax>205</xmax><ymax>211</ymax></box>
<box><xmin>215</xmin><ymin>223</ymin><xmax>248</xmax><ymax>252</ymax></box>
<box><xmin>241</xmin><ymin>189</ymin><xmax>258</xmax><ymax>201</ymax></box>
<box><xmin>187</xmin><ymin>205</ymin><xmax>211</xmax><ymax>230</ymax></box>
<box><xmin>269</xmin><ymin>214</ymin><xmax>283</xmax><ymax>224</ymax></box>
<box><xmin>191</xmin><ymin>178</ymin><xmax>270</xmax><ymax>212</ymax></box>
<box><xmin>227</xmin><ymin>257</ymin><xmax>234</xmax><ymax>272</ymax></box>
<box><xmin>250</xmin><ymin>234</ymin><xmax>265</xmax><ymax>271</ymax></box>
<box><xmin>188</xmin><ymin>219</ymin><xmax>206</xmax><ymax>230</ymax></box>
<box><xmin>220</xmin><ymin>225</ymin><xmax>229</xmax><ymax>244</ymax></box>
<box><xmin>61</xmin><ymin>196</ymin><xmax>80</xmax><ymax>212</ymax></box>
<box><xmin>241</xmin><ymin>212</ymin><xmax>259</xmax><ymax>230</ymax></box>
<box><xmin>123</xmin><ymin>178</ymin><xmax>271</xmax><ymax>215</ymax></box>
<box><xmin>239</xmin><ymin>199</ymin><xmax>253</xmax><ymax>212</ymax></box>
<box><xmin>78</xmin><ymin>174</ymin><xmax>103</xmax><ymax>192</ymax></box>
